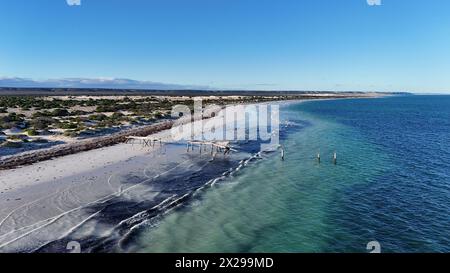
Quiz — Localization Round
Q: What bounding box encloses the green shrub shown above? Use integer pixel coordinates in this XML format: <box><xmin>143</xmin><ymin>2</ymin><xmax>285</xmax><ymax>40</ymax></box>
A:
<box><xmin>63</xmin><ymin>130</ymin><xmax>78</xmax><ymax>137</ymax></box>
<box><xmin>7</xmin><ymin>135</ymin><xmax>22</xmax><ymax>140</ymax></box>
<box><xmin>31</xmin><ymin>117</ymin><xmax>54</xmax><ymax>130</ymax></box>
<box><xmin>1</xmin><ymin>113</ymin><xmax>24</xmax><ymax>123</ymax></box>
<box><xmin>95</xmin><ymin>105</ymin><xmax>113</xmax><ymax>112</ymax></box>
<box><xmin>0</xmin><ymin>122</ymin><xmax>16</xmax><ymax>130</ymax></box>
<box><xmin>96</xmin><ymin>121</ymin><xmax>113</xmax><ymax>128</ymax></box>
<box><xmin>26</xmin><ymin>129</ymin><xmax>38</xmax><ymax>136</ymax></box>
<box><xmin>71</xmin><ymin>110</ymin><xmax>87</xmax><ymax>116</ymax></box>
<box><xmin>2</xmin><ymin>141</ymin><xmax>22</xmax><ymax>148</ymax></box>
<box><xmin>52</xmin><ymin>108</ymin><xmax>70</xmax><ymax>117</ymax></box>
<box><xmin>58</xmin><ymin>122</ymin><xmax>78</xmax><ymax>130</ymax></box>
<box><xmin>32</xmin><ymin>138</ymin><xmax>49</xmax><ymax>143</ymax></box>
<box><xmin>110</xmin><ymin>112</ymin><xmax>124</xmax><ymax>120</ymax></box>
<box><xmin>88</xmin><ymin>114</ymin><xmax>107</xmax><ymax>121</ymax></box>
<box><xmin>32</xmin><ymin>111</ymin><xmax>52</xmax><ymax>118</ymax></box>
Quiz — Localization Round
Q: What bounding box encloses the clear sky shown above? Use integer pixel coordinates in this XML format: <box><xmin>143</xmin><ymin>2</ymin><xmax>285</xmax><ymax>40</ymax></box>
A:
<box><xmin>1</xmin><ymin>0</ymin><xmax>450</xmax><ymax>92</ymax></box>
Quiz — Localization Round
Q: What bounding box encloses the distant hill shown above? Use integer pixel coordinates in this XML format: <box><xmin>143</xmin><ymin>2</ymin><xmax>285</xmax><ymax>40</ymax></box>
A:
<box><xmin>0</xmin><ymin>87</ymin><xmax>407</xmax><ymax>97</ymax></box>
<box><xmin>0</xmin><ymin>77</ymin><xmax>206</xmax><ymax>91</ymax></box>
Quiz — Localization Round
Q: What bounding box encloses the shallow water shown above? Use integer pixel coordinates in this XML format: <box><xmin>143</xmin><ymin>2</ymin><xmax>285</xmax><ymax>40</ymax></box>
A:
<box><xmin>130</xmin><ymin>96</ymin><xmax>450</xmax><ymax>253</ymax></box>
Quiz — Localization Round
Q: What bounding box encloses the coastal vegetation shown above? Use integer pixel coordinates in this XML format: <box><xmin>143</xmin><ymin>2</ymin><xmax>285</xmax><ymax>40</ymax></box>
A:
<box><xmin>0</xmin><ymin>96</ymin><xmax>179</xmax><ymax>138</ymax></box>
<box><xmin>0</xmin><ymin>94</ymin><xmax>269</xmax><ymax>154</ymax></box>
<box><xmin>0</xmin><ymin>94</ymin><xmax>293</xmax><ymax>138</ymax></box>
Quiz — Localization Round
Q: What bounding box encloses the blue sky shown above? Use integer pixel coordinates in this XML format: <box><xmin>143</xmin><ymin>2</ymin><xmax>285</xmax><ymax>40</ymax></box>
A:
<box><xmin>1</xmin><ymin>0</ymin><xmax>450</xmax><ymax>92</ymax></box>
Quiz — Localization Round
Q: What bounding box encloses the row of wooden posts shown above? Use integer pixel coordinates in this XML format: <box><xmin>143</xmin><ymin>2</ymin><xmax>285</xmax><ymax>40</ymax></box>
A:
<box><xmin>279</xmin><ymin>147</ymin><xmax>337</xmax><ymax>165</ymax></box>
<box><xmin>317</xmin><ymin>151</ymin><xmax>338</xmax><ymax>165</ymax></box>
<box><xmin>129</xmin><ymin>138</ymin><xmax>338</xmax><ymax>163</ymax></box>
<box><xmin>186</xmin><ymin>143</ymin><xmax>229</xmax><ymax>155</ymax></box>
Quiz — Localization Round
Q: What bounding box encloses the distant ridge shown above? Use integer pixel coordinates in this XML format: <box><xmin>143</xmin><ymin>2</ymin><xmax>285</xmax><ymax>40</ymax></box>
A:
<box><xmin>0</xmin><ymin>77</ymin><xmax>206</xmax><ymax>90</ymax></box>
<box><xmin>0</xmin><ymin>87</ymin><xmax>409</xmax><ymax>96</ymax></box>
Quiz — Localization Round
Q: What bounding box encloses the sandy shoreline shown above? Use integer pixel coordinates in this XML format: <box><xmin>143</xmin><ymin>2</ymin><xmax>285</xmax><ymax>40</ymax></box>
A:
<box><xmin>0</xmin><ymin>102</ymin><xmax>268</xmax><ymax>252</ymax></box>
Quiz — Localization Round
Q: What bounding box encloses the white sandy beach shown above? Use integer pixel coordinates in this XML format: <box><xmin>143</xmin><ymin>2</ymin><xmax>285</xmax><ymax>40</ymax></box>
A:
<box><xmin>0</xmin><ymin>104</ymin><xmax>268</xmax><ymax>252</ymax></box>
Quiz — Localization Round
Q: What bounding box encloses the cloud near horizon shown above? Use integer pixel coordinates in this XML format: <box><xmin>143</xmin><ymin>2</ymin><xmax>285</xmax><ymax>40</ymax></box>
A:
<box><xmin>0</xmin><ymin>77</ymin><xmax>209</xmax><ymax>90</ymax></box>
